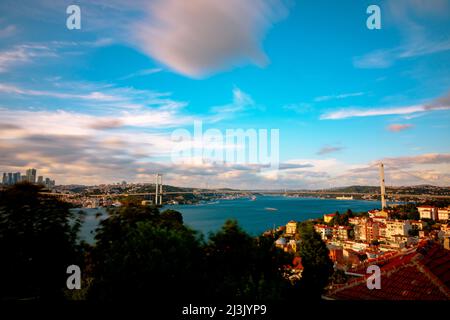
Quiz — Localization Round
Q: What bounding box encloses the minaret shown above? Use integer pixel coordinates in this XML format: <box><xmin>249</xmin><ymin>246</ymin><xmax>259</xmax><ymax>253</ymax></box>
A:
<box><xmin>379</xmin><ymin>163</ymin><xmax>386</xmax><ymax>210</ymax></box>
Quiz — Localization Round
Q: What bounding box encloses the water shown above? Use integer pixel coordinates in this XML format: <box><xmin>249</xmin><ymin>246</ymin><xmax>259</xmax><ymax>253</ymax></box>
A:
<box><xmin>74</xmin><ymin>196</ymin><xmax>382</xmax><ymax>243</ymax></box>
<box><xmin>168</xmin><ymin>196</ymin><xmax>381</xmax><ymax>236</ymax></box>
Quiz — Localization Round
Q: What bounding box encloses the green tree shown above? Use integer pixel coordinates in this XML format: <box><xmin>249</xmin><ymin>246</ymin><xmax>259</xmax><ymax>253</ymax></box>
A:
<box><xmin>295</xmin><ymin>222</ymin><xmax>333</xmax><ymax>299</ymax></box>
<box><xmin>88</xmin><ymin>205</ymin><xmax>204</xmax><ymax>301</ymax></box>
<box><xmin>203</xmin><ymin>220</ymin><xmax>291</xmax><ymax>301</ymax></box>
<box><xmin>0</xmin><ymin>183</ymin><xmax>84</xmax><ymax>300</ymax></box>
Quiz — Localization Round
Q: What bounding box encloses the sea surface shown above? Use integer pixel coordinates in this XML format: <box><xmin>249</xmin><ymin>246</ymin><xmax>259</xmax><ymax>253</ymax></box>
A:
<box><xmin>74</xmin><ymin>196</ymin><xmax>383</xmax><ymax>244</ymax></box>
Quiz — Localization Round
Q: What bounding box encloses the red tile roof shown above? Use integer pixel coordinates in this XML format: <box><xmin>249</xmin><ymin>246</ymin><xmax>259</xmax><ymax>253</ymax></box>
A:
<box><xmin>325</xmin><ymin>241</ymin><xmax>450</xmax><ymax>300</ymax></box>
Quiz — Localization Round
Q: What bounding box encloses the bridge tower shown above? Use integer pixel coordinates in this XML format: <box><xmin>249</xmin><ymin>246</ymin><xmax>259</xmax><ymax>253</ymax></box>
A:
<box><xmin>155</xmin><ymin>174</ymin><xmax>163</xmax><ymax>205</ymax></box>
<box><xmin>379</xmin><ymin>163</ymin><xmax>386</xmax><ymax>210</ymax></box>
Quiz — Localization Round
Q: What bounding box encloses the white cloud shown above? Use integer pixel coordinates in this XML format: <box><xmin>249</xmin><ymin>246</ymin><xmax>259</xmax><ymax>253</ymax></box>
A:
<box><xmin>320</xmin><ymin>91</ymin><xmax>450</xmax><ymax>120</ymax></box>
<box><xmin>132</xmin><ymin>0</ymin><xmax>288</xmax><ymax>78</ymax></box>
<box><xmin>314</xmin><ymin>92</ymin><xmax>365</xmax><ymax>102</ymax></box>
<box><xmin>320</xmin><ymin>105</ymin><xmax>427</xmax><ymax>120</ymax></box>
<box><xmin>0</xmin><ymin>44</ymin><xmax>56</xmax><ymax>72</ymax></box>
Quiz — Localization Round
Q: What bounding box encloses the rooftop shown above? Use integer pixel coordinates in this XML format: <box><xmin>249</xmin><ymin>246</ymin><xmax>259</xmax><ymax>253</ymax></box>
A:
<box><xmin>325</xmin><ymin>241</ymin><xmax>450</xmax><ymax>300</ymax></box>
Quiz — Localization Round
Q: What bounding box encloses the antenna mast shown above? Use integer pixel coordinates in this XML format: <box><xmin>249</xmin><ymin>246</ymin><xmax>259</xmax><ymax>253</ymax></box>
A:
<box><xmin>379</xmin><ymin>163</ymin><xmax>386</xmax><ymax>210</ymax></box>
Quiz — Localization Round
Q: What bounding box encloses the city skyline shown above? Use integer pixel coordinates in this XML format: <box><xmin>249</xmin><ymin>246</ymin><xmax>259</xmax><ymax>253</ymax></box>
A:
<box><xmin>0</xmin><ymin>0</ymin><xmax>449</xmax><ymax>188</ymax></box>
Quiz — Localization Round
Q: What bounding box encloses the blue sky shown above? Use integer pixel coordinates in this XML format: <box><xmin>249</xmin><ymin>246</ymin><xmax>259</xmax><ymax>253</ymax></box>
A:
<box><xmin>0</xmin><ymin>0</ymin><xmax>449</xmax><ymax>188</ymax></box>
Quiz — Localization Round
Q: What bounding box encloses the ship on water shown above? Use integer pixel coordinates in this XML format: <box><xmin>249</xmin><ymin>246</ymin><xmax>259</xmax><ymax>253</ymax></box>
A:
<box><xmin>336</xmin><ymin>195</ymin><xmax>354</xmax><ymax>200</ymax></box>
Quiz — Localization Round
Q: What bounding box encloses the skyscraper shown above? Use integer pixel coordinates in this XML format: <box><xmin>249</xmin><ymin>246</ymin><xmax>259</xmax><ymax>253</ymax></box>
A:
<box><xmin>37</xmin><ymin>176</ymin><xmax>44</xmax><ymax>184</ymax></box>
<box><xmin>2</xmin><ymin>173</ymin><xmax>7</xmax><ymax>185</ymax></box>
<box><xmin>13</xmin><ymin>172</ymin><xmax>21</xmax><ymax>184</ymax></box>
<box><xmin>26</xmin><ymin>168</ymin><xmax>37</xmax><ymax>184</ymax></box>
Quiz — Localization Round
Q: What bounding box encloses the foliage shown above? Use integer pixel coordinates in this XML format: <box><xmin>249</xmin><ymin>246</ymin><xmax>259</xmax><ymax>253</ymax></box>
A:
<box><xmin>295</xmin><ymin>222</ymin><xmax>333</xmax><ymax>299</ymax></box>
<box><xmin>202</xmin><ymin>220</ymin><xmax>292</xmax><ymax>301</ymax></box>
<box><xmin>390</xmin><ymin>203</ymin><xmax>419</xmax><ymax>220</ymax></box>
<box><xmin>0</xmin><ymin>183</ymin><xmax>84</xmax><ymax>300</ymax></box>
<box><xmin>88</xmin><ymin>205</ymin><xmax>203</xmax><ymax>301</ymax></box>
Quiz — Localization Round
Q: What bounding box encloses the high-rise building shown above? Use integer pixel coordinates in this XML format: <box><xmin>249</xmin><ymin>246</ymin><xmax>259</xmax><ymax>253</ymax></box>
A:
<box><xmin>7</xmin><ymin>173</ymin><xmax>13</xmax><ymax>185</ymax></box>
<box><xmin>2</xmin><ymin>173</ymin><xmax>7</xmax><ymax>185</ymax></box>
<box><xmin>13</xmin><ymin>172</ymin><xmax>21</xmax><ymax>184</ymax></box>
<box><xmin>37</xmin><ymin>176</ymin><xmax>44</xmax><ymax>184</ymax></box>
<box><xmin>26</xmin><ymin>168</ymin><xmax>37</xmax><ymax>184</ymax></box>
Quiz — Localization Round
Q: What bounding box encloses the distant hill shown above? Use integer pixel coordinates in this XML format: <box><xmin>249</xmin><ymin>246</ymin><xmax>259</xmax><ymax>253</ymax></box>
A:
<box><xmin>323</xmin><ymin>185</ymin><xmax>450</xmax><ymax>196</ymax></box>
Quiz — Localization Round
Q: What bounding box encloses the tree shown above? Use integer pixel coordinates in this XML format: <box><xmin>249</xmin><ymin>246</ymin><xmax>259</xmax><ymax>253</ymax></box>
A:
<box><xmin>202</xmin><ymin>220</ymin><xmax>291</xmax><ymax>301</ymax></box>
<box><xmin>88</xmin><ymin>205</ymin><xmax>204</xmax><ymax>301</ymax></box>
<box><xmin>295</xmin><ymin>222</ymin><xmax>333</xmax><ymax>299</ymax></box>
<box><xmin>0</xmin><ymin>183</ymin><xmax>84</xmax><ymax>300</ymax></box>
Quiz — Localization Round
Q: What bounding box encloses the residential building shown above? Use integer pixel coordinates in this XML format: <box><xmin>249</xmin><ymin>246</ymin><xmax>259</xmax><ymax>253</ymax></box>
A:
<box><xmin>325</xmin><ymin>241</ymin><xmax>450</xmax><ymax>300</ymax></box>
<box><xmin>286</xmin><ymin>220</ymin><xmax>297</xmax><ymax>236</ymax></box>
<box><xmin>418</xmin><ymin>206</ymin><xmax>438</xmax><ymax>220</ymax></box>
<box><xmin>411</xmin><ymin>220</ymin><xmax>426</xmax><ymax>231</ymax></box>
<box><xmin>438</xmin><ymin>207</ymin><xmax>450</xmax><ymax>221</ymax></box>
<box><xmin>368</xmin><ymin>209</ymin><xmax>388</xmax><ymax>218</ymax></box>
<box><xmin>385</xmin><ymin>220</ymin><xmax>412</xmax><ymax>242</ymax></box>
<box><xmin>333</xmin><ymin>226</ymin><xmax>351</xmax><ymax>241</ymax></box>
<box><xmin>314</xmin><ymin>224</ymin><xmax>332</xmax><ymax>240</ymax></box>
<box><xmin>324</xmin><ymin>213</ymin><xmax>336</xmax><ymax>223</ymax></box>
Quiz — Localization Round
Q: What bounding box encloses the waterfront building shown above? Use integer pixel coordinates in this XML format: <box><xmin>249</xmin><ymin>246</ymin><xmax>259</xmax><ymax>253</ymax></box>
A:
<box><xmin>324</xmin><ymin>213</ymin><xmax>336</xmax><ymax>223</ymax></box>
<box><xmin>285</xmin><ymin>220</ymin><xmax>297</xmax><ymax>235</ymax></box>
<box><xmin>368</xmin><ymin>209</ymin><xmax>389</xmax><ymax>218</ymax></box>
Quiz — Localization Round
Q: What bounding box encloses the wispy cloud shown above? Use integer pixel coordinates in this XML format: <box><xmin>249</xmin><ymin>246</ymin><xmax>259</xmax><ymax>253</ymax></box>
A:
<box><xmin>209</xmin><ymin>87</ymin><xmax>257</xmax><ymax>121</ymax></box>
<box><xmin>314</xmin><ymin>92</ymin><xmax>365</xmax><ymax>102</ymax></box>
<box><xmin>317</xmin><ymin>146</ymin><xmax>344</xmax><ymax>155</ymax></box>
<box><xmin>387</xmin><ymin>123</ymin><xmax>414</xmax><ymax>132</ymax></box>
<box><xmin>354</xmin><ymin>0</ymin><xmax>450</xmax><ymax>69</ymax></box>
<box><xmin>0</xmin><ymin>44</ymin><xmax>56</xmax><ymax>72</ymax></box>
<box><xmin>0</xmin><ymin>24</ymin><xmax>16</xmax><ymax>38</ymax></box>
<box><xmin>320</xmin><ymin>92</ymin><xmax>450</xmax><ymax>120</ymax></box>
<box><xmin>118</xmin><ymin>68</ymin><xmax>162</xmax><ymax>80</ymax></box>
<box><xmin>353</xmin><ymin>39</ymin><xmax>450</xmax><ymax>69</ymax></box>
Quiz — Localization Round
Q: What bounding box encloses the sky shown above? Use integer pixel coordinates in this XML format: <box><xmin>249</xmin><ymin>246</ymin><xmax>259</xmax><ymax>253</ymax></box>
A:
<box><xmin>0</xmin><ymin>0</ymin><xmax>449</xmax><ymax>188</ymax></box>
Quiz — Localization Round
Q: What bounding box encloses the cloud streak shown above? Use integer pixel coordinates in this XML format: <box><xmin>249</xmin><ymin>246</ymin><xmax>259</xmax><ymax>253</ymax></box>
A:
<box><xmin>317</xmin><ymin>146</ymin><xmax>344</xmax><ymax>155</ymax></box>
<box><xmin>320</xmin><ymin>92</ymin><xmax>450</xmax><ymax>120</ymax></box>
<box><xmin>387</xmin><ymin>124</ymin><xmax>414</xmax><ymax>132</ymax></box>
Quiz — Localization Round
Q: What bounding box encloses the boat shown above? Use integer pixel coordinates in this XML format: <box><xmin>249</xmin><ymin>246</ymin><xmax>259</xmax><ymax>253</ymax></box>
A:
<box><xmin>265</xmin><ymin>207</ymin><xmax>278</xmax><ymax>211</ymax></box>
<box><xmin>250</xmin><ymin>195</ymin><xmax>257</xmax><ymax>201</ymax></box>
<box><xmin>336</xmin><ymin>195</ymin><xmax>354</xmax><ymax>200</ymax></box>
